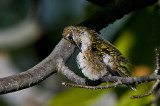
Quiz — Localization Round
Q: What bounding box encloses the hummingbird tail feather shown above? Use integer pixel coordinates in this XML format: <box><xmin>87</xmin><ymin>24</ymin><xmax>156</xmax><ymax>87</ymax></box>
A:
<box><xmin>123</xmin><ymin>83</ymin><xmax>137</xmax><ymax>91</ymax></box>
<box><xmin>130</xmin><ymin>84</ymin><xmax>137</xmax><ymax>91</ymax></box>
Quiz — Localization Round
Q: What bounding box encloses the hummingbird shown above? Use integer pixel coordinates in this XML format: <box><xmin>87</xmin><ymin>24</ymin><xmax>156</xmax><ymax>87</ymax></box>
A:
<box><xmin>62</xmin><ymin>26</ymin><xmax>136</xmax><ymax>90</ymax></box>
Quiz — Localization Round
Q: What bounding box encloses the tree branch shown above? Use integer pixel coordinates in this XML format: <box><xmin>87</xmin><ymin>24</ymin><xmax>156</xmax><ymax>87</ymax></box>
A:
<box><xmin>154</xmin><ymin>48</ymin><xmax>160</xmax><ymax>74</ymax></box>
<box><xmin>62</xmin><ymin>80</ymin><xmax>122</xmax><ymax>89</ymax></box>
<box><xmin>0</xmin><ymin>0</ymin><xmax>158</xmax><ymax>94</ymax></box>
<box><xmin>62</xmin><ymin>75</ymin><xmax>160</xmax><ymax>88</ymax></box>
<box><xmin>81</xmin><ymin>0</ymin><xmax>158</xmax><ymax>31</ymax></box>
<box><xmin>0</xmin><ymin>39</ymin><xmax>75</xmax><ymax>94</ymax></box>
<box><xmin>101</xmin><ymin>75</ymin><xmax>160</xmax><ymax>84</ymax></box>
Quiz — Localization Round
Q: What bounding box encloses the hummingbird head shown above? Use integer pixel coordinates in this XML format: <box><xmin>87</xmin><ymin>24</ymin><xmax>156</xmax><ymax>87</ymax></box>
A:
<box><xmin>62</xmin><ymin>26</ymin><xmax>88</xmax><ymax>52</ymax></box>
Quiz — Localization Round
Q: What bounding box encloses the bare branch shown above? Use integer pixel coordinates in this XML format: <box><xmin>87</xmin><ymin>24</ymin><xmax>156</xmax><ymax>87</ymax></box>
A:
<box><xmin>0</xmin><ymin>39</ymin><xmax>75</xmax><ymax>94</ymax></box>
<box><xmin>101</xmin><ymin>75</ymin><xmax>160</xmax><ymax>84</ymax></box>
<box><xmin>62</xmin><ymin>80</ymin><xmax>122</xmax><ymax>89</ymax></box>
<box><xmin>61</xmin><ymin>75</ymin><xmax>160</xmax><ymax>88</ymax></box>
<box><xmin>154</xmin><ymin>48</ymin><xmax>160</xmax><ymax>74</ymax></box>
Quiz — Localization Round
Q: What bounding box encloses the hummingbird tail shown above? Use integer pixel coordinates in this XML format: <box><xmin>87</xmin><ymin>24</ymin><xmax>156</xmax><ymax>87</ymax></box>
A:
<box><xmin>123</xmin><ymin>83</ymin><xmax>137</xmax><ymax>91</ymax></box>
<box><xmin>130</xmin><ymin>84</ymin><xmax>137</xmax><ymax>91</ymax></box>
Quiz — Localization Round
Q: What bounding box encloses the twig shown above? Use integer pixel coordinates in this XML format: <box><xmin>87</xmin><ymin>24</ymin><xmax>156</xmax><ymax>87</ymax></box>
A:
<box><xmin>102</xmin><ymin>75</ymin><xmax>160</xmax><ymax>84</ymax></box>
<box><xmin>131</xmin><ymin>80</ymin><xmax>160</xmax><ymax>99</ymax></box>
<box><xmin>62</xmin><ymin>80</ymin><xmax>122</xmax><ymax>89</ymax></box>
<box><xmin>154</xmin><ymin>48</ymin><xmax>160</xmax><ymax>74</ymax></box>
<box><xmin>154</xmin><ymin>48</ymin><xmax>160</xmax><ymax>105</ymax></box>
<box><xmin>131</xmin><ymin>49</ymin><xmax>160</xmax><ymax>99</ymax></box>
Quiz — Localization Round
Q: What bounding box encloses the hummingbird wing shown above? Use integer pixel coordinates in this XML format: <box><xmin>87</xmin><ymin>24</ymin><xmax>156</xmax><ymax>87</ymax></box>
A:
<box><xmin>90</xmin><ymin>31</ymin><xmax>131</xmax><ymax>77</ymax></box>
<box><xmin>101</xmin><ymin>39</ymin><xmax>132</xmax><ymax>77</ymax></box>
<box><xmin>89</xmin><ymin>30</ymin><xmax>136</xmax><ymax>90</ymax></box>
<box><xmin>101</xmin><ymin>40</ymin><xmax>137</xmax><ymax>90</ymax></box>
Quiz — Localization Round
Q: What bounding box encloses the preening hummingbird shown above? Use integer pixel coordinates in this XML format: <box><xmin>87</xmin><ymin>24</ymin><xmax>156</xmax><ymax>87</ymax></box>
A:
<box><xmin>62</xmin><ymin>26</ymin><xmax>136</xmax><ymax>90</ymax></box>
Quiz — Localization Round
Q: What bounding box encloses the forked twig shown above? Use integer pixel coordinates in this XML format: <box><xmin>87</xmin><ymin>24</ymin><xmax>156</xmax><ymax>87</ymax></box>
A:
<box><xmin>131</xmin><ymin>48</ymin><xmax>160</xmax><ymax>99</ymax></box>
<box><xmin>131</xmin><ymin>80</ymin><xmax>160</xmax><ymax>99</ymax></box>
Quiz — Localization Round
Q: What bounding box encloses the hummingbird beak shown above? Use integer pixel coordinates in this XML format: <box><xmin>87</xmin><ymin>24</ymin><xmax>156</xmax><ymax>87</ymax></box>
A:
<box><xmin>76</xmin><ymin>44</ymin><xmax>82</xmax><ymax>53</ymax></box>
<box><xmin>74</xmin><ymin>42</ymin><xmax>82</xmax><ymax>53</ymax></box>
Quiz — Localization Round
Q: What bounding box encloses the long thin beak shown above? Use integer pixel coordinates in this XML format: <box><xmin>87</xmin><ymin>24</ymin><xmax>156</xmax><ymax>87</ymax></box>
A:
<box><xmin>74</xmin><ymin>42</ymin><xmax>82</xmax><ymax>53</ymax></box>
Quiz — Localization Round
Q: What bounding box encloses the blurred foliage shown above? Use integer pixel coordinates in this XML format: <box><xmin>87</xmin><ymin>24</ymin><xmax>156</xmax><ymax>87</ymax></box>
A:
<box><xmin>0</xmin><ymin>0</ymin><xmax>29</xmax><ymax>27</ymax></box>
<box><xmin>48</xmin><ymin>88</ymin><xmax>108</xmax><ymax>106</ymax></box>
<box><xmin>116</xmin><ymin>83</ymin><xmax>154</xmax><ymax>106</ymax></box>
<box><xmin>117</xmin><ymin>7</ymin><xmax>160</xmax><ymax>68</ymax></box>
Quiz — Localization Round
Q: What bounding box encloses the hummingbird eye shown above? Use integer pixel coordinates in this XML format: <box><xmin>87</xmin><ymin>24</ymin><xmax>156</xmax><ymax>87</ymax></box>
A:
<box><xmin>67</xmin><ymin>33</ymin><xmax>73</xmax><ymax>41</ymax></box>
